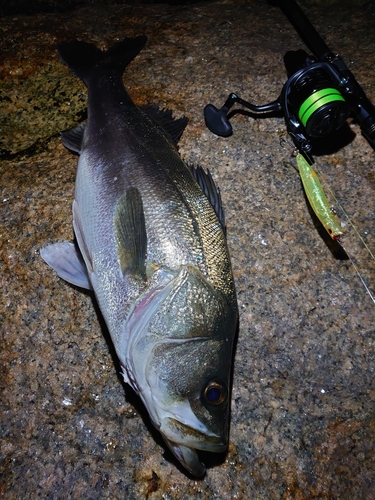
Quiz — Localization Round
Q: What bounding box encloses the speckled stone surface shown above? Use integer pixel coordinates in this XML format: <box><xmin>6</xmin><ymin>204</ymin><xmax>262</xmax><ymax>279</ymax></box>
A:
<box><xmin>1</xmin><ymin>1</ymin><xmax>375</xmax><ymax>498</ymax></box>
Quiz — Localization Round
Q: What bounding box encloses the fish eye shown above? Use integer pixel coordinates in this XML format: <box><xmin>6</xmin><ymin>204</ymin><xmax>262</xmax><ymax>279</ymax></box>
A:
<box><xmin>203</xmin><ymin>380</ymin><xmax>227</xmax><ymax>405</ymax></box>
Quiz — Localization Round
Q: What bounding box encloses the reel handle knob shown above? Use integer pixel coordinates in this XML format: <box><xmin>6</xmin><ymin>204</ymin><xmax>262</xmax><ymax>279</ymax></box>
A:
<box><xmin>204</xmin><ymin>104</ymin><xmax>233</xmax><ymax>137</ymax></box>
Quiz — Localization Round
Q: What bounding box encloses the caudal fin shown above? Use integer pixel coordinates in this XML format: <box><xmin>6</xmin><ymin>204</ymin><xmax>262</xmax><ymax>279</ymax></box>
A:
<box><xmin>57</xmin><ymin>36</ymin><xmax>147</xmax><ymax>85</ymax></box>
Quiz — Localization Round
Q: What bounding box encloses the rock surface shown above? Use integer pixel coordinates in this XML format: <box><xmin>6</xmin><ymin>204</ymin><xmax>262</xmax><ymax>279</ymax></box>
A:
<box><xmin>1</xmin><ymin>1</ymin><xmax>375</xmax><ymax>498</ymax></box>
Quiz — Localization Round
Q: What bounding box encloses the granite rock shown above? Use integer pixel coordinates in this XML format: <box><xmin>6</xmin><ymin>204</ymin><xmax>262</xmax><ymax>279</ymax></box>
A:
<box><xmin>1</xmin><ymin>1</ymin><xmax>375</xmax><ymax>498</ymax></box>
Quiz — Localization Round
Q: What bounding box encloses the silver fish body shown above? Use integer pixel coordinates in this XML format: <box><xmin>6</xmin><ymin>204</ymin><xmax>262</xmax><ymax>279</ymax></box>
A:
<box><xmin>40</xmin><ymin>37</ymin><xmax>238</xmax><ymax>476</ymax></box>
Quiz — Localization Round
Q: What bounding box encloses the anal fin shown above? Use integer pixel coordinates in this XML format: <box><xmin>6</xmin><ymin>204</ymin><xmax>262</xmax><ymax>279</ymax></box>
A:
<box><xmin>61</xmin><ymin>123</ymin><xmax>86</xmax><ymax>154</ymax></box>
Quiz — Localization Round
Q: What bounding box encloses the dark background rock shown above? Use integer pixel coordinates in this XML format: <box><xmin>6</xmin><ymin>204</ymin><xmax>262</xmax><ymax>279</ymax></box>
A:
<box><xmin>1</xmin><ymin>0</ymin><xmax>209</xmax><ymax>18</ymax></box>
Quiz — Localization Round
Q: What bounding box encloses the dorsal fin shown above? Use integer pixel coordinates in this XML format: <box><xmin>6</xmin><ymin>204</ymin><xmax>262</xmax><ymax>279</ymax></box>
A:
<box><xmin>143</xmin><ymin>106</ymin><xmax>188</xmax><ymax>144</ymax></box>
<box><xmin>114</xmin><ymin>187</ymin><xmax>147</xmax><ymax>280</ymax></box>
<box><xmin>188</xmin><ymin>164</ymin><xmax>226</xmax><ymax>232</ymax></box>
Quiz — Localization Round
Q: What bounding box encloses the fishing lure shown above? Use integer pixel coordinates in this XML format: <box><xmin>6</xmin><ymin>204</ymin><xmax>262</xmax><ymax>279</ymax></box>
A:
<box><xmin>296</xmin><ymin>153</ymin><xmax>344</xmax><ymax>240</ymax></box>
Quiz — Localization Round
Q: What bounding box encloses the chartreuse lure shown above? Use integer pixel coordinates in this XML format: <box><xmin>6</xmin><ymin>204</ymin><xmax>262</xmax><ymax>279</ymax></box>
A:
<box><xmin>296</xmin><ymin>153</ymin><xmax>344</xmax><ymax>240</ymax></box>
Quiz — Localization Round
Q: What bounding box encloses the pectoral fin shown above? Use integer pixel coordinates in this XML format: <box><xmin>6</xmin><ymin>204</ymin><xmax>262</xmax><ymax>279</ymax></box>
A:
<box><xmin>40</xmin><ymin>241</ymin><xmax>92</xmax><ymax>289</ymax></box>
<box><xmin>114</xmin><ymin>187</ymin><xmax>147</xmax><ymax>280</ymax></box>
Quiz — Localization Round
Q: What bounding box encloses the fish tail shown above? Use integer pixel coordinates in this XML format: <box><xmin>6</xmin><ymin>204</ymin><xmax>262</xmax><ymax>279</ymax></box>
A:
<box><xmin>57</xmin><ymin>36</ymin><xmax>148</xmax><ymax>84</ymax></box>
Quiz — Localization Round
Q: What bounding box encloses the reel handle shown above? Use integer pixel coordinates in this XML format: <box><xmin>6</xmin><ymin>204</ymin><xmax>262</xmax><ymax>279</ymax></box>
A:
<box><xmin>204</xmin><ymin>104</ymin><xmax>233</xmax><ymax>137</ymax></box>
<box><xmin>204</xmin><ymin>93</ymin><xmax>281</xmax><ymax>137</ymax></box>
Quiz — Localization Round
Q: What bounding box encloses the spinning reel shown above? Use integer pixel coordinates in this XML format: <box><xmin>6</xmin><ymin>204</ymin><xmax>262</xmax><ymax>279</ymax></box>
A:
<box><xmin>204</xmin><ymin>0</ymin><xmax>375</xmax><ymax>164</ymax></box>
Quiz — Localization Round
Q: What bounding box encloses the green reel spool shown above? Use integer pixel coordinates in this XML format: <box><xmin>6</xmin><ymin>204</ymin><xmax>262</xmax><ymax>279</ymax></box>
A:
<box><xmin>298</xmin><ymin>87</ymin><xmax>347</xmax><ymax>137</ymax></box>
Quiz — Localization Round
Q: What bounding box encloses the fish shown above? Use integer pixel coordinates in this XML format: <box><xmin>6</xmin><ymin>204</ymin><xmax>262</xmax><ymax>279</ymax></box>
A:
<box><xmin>40</xmin><ymin>36</ymin><xmax>238</xmax><ymax>477</ymax></box>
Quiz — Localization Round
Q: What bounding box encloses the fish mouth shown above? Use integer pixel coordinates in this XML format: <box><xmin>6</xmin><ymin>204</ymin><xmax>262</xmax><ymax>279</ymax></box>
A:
<box><xmin>163</xmin><ymin>438</ymin><xmax>206</xmax><ymax>477</ymax></box>
<box><xmin>160</xmin><ymin>417</ymin><xmax>227</xmax><ymax>477</ymax></box>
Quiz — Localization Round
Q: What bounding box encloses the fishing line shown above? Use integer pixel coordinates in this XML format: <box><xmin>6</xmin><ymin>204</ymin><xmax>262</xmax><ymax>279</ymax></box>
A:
<box><xmin>313</xmin><ymin>164</ymin><xmax>375</xmax><ymax>262</ymax></box>
<box><xmin>339</xmin><ymin>241</ymin><xmax>375</xmax><ymax>305</ymax></box>
<box><xmin>280</xmin><ymin>139</ymin><xmax>375</xmax><ymax>304</ymax></box>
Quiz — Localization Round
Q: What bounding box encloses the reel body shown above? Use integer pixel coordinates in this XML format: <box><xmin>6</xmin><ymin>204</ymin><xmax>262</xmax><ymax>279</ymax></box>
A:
<box><xmin>284</xmin><ymin>51</ymin><xmax>349</xmax><ymax>139</ymax></box>
<box><xmin>281</xmin><ymin>50</ymin><xmax>353</xmax><ymax>157</ymax></box>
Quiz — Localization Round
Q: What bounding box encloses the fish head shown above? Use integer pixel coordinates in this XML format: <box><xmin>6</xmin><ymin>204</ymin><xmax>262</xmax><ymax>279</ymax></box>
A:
<box><xmin>156</xmin><ymin>337</ymin><xmax>234</xmax><ymax>477</ymax></box>
<box><xmin>123</xmin><ymin>265</ymin><xmax>238</xmax><ymax>476</ymax></box>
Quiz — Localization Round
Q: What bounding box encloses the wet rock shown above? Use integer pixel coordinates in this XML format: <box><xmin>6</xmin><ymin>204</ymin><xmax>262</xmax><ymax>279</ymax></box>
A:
<box><xmin>1</xmin><ymin>1</ymin><xmax>375</xmax><ymax>498</ymax></box>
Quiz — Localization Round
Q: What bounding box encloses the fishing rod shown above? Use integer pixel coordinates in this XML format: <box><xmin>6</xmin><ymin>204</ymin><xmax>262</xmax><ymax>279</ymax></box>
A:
<box><xmin>204</xmin><ymin>0</ymin><xmax>375</xmax><ymax>164</ymax></box>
